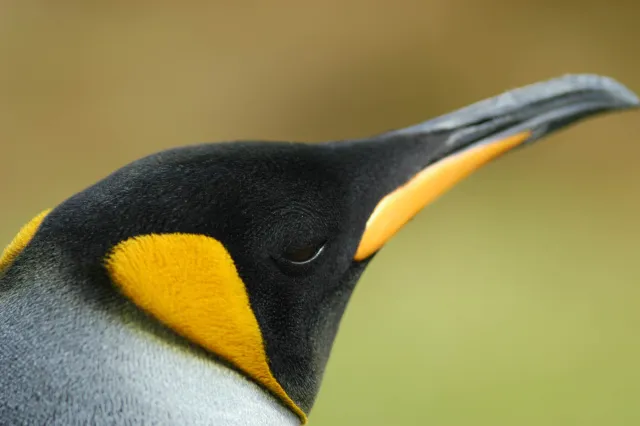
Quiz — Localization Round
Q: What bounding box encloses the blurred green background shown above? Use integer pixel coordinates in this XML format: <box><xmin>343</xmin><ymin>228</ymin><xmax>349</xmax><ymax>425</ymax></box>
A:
<box><xmin>1</xmin><ymin>1</ymin><xmax>639</xmax><ymax>425</ymax></box>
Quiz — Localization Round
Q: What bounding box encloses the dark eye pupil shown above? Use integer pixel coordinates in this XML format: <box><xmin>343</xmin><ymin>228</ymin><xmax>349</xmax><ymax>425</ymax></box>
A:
<box><xmin>283</xmin><ymin>243</ymin><xmax>324</xmax><ymax>264</ymax></box>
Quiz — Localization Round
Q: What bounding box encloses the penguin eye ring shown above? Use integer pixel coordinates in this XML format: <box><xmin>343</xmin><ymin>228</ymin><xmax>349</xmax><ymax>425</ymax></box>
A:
<box><xmin>280</xmin><ymin>241</ymin><xmax>326</xmax><ymax>265</ymax></box>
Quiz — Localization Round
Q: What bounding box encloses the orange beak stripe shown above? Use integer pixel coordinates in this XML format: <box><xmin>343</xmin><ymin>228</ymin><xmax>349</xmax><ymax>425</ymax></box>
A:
<box><xmin>354</xmin><ymin>131</ymin><xmax>532</xmax><ymax>261</ymax></box>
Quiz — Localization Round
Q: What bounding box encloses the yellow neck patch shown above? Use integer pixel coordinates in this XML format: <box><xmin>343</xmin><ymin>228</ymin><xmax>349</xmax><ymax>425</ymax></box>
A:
<box><xmin>104</xmin><ymin>233</ymin><xmax>306</xmax><ymax>424</ymax></box>
<box><xmin>0</xmin><ymin>209</ymin><xmax>52</xmax><ymax>272</ymax></box>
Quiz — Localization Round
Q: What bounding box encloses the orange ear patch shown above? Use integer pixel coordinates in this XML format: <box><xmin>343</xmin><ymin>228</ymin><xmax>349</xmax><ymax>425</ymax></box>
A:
<box><xmin>0</xmin><ymin>209</ymin><xmax>52</xmax><ymax>272</ymax></box>
<box><xmin>104</xmin><ymin>233</ymin><xmax>306</xmax><ymax>424</ymax></box>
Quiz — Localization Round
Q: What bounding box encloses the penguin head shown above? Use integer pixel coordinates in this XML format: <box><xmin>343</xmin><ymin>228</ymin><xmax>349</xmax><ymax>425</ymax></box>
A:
<box><xmin>3</xmin><ymin>74</ymin><xmax>637</xmax><ymax>423</ymax></box>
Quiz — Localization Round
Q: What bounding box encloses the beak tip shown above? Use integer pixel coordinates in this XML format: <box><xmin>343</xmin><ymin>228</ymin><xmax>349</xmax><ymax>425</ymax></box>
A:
<box><xmin>569</xmin><ymin>74</ymin><xmax>639</xmax><ymax>108</ymax></box>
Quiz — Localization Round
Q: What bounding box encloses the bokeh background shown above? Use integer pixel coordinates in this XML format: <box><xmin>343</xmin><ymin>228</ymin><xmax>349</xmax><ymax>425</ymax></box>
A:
<box><xmin>1</xmin><ymin>1</ymin><xmax>639</xmax><ymax>425</ymax></box>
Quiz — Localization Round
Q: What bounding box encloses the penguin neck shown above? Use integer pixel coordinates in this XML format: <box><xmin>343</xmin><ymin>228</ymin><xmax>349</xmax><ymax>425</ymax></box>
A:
<box><xmin>1</xmin><ymin>247</ymin><xmax>301</xmax><ymax>425</ymax></box>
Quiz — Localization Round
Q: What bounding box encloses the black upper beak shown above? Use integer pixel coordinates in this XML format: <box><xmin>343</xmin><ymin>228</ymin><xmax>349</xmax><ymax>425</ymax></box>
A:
<box><xmin>387</xmin><ymin>73</ymin><xmax>639</xmax><ymax>158</ymax></box>
<box><xmin>350</xmin><ymin>74</ymin><xmax>639</xmax><ymax>260</ymax></box>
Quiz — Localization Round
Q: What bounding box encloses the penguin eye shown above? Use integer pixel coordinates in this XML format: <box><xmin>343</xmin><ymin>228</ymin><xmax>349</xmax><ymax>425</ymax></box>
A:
<box><xmin>281</xmin><ymin>241</ymin><xmax>326</xmax><ymax>265</ymax></box>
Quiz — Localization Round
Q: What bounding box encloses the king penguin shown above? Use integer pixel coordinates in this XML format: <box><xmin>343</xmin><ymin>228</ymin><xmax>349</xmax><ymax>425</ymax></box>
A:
<box><xmin>0</xmin><ymin>74</ymin><xmax>638</xmax><ymax>425</ymax></box>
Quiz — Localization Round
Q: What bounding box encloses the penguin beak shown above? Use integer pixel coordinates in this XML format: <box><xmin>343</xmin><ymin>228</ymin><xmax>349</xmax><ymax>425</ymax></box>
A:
<box><xmin>354</xmin><ymin>75</ymin><xmax>639</xmax><ymax>261</ymax></box>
